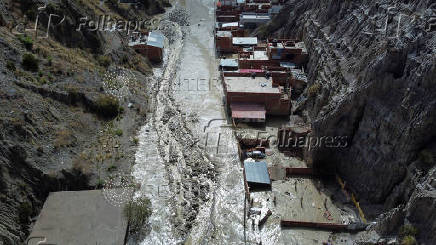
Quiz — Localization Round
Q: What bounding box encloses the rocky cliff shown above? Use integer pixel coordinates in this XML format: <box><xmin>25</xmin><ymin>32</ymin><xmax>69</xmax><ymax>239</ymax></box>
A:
<box><xmin>0</xmin><ymin>0</ymin><xmax>167</xmax><ymax>243</ymax></box>
<box><xmin>259</xmin><ymin>0</ymin><xmax>436</xmax><ymax>243</ymax></box>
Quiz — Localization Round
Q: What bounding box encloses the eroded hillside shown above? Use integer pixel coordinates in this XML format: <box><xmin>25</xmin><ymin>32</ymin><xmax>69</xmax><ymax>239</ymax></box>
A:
<box><xmin>0</xmin><ymin>0</ymin><xmax>168</xmax><ymax>243</ymax></box>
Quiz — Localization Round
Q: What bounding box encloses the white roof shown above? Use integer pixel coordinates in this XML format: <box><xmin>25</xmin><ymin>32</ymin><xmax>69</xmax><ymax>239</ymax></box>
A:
<box><xmin>232</xmin><ymin>37</ymin><xmax>258</xmax><ymax>45</ymax></box>
<box><xmin>240</xmin><ymin>14</ymin><xmax>270</xmax><ymax>20</ymax></box>
<box><xmin>146</xmin><ymin>31</ymin><xmax>165</xmax><ymax>48</ymax></box>
<box><xmin>221</xmin><ymin>22</ymin><xmax>239</xmax><ymax>28</ymax></box>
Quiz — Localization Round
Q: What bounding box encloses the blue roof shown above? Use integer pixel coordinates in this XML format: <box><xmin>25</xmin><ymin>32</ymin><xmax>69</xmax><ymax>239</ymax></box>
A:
<box><xmin>244</xmin><ymin>161</ymin><xmax>270</xmax><ymax>185</ymax></box>
<box><xmin>147</xmin><ymin>31</ymin><xmax>165</xmax><ymax>48</ymax></box>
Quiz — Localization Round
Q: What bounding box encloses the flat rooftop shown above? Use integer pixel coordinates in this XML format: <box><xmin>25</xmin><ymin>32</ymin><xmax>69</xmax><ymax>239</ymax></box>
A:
<box><xmin>216</xmin><ymin>31</ymin><xmax>232</xmax><ymax>37</ymax></box>
<box><xmin>240</xmin><ymin>14</ymin><xmax>271</xmax><ymax>20</ymax></box>
<box><xmin>224</xmin><ymin>76</ymin><xmax>280</xmax><ymax>94</ymax></box>
<box><xmin>221</xmin><ymin>22</ymin><xmax>239</xmax><ymax>28</ymax></box>
<box><xmin>220</xmin><ymin>58</ymin><xmax>239</xmax><ymax>67</ymax></box>
<box><xmin>252</xmin><ymin>50</ymin><xmax>268</xmax><ymax>60</ymax></box>
<box><xmin>233</xmin><ymin>37</ymin><xmax>258</xmax><ymax>45</ymax></box>
<box><xmin>27</xmin><ymin>190</ymin><xmax>128</xmax><ymax>245</ymax></box>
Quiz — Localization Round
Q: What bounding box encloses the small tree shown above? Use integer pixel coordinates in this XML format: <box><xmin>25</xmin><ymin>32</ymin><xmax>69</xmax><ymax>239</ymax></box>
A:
<box><xmin>22</xmin><ymin>53</ymin><xmax>39</xmax><ymax>71</ymax></box>
<box><xmin>399</xmin><ymin>224</ymin><xmax>418</xmax><ymax>237</ymax></box>
<box><xmin>124</xmin><ymin>197</ymin><xmax>152</xmax><ymax>233</ymax></box>
<box><xmin>95</xmin><ymin>94</ymin><xmax>121</xmax><ymax>118</ymax></box>
<box><xmin>401</xmin><ymin>235</ymin><xmax>417</xmax><ymax>245</ymax></box>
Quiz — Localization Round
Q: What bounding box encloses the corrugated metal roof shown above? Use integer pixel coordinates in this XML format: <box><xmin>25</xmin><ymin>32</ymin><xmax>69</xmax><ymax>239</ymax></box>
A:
<box><xmin>231</xmin><ymin>103</ymin><xmax>266</xmax><ymax>119</ymax></box>
<box><xmin>280</xmin><ymin>62</ymin><xmax>296</xmax><ymax>68</ymax></box>
<box><xmin>216</xmin><ymin>31</ymin><xmax>232</xmax><ymax>37</ymax></box>
<box><xmin>220</xmin><ymin>59</ymin><xmax>239</xmax><ymax>67</ymax></box>
<box><xmin>244</xmin><ymin>161</ymin><xmax>270</xmax><ymax>185</ymax></box>
<box><xmin>239</xmin><ymin>69</ymin><xmax>263</xmax><ymax>73</ymax></box>
<box><xmin>221</xmin><ymin>22</ymin><xmax>239</xmax><ymax>28</ymax></box>
<box><xmin>147</xmin><ymin>31</ymin><xmax>165</xmax><ymax>48</ymax></box>
<box><xmin>232</xmin><ymin>37</ymin><xmax>258</xmax><ymax>45</ymax></box>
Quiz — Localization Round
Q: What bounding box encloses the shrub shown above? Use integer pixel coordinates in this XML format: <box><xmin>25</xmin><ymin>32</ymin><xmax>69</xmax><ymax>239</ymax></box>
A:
<box><xmin>47</xmin><ymin>56</ymin><xmax>53</xmax><ymax>66</ymax></box>
<box><xmin>107</xmin><ymin>165</ymin><xmax>117</xmax><ymax>172</ymax></box>
<box><xmin>95</xmin><ymin>94</ymin><xmax>121</xmax><ymax>118</ymax></box>
<box><xmin>6</xmin><ymin>61</ymin><xmax>16</xmax><ymax>71</ymax></box>
<box><xmin>401</xmin><ymin>235</ymin><xmax>417</xmax><ymax>245</ymax></box>
<box><xmin>19</xmin><ymin>0</ymin><xmax>38</xmax><ymax>20</ymax></box>
<box><xmin>114</xmin><ymin>129</ymin><xmax>123</xmax><ymax>137</ymax></box>
<box><xmin>22</xmin><ymin>53</ymin><xmax>39</xmax><ymax>71</ymax></box>
<box><xmin>124</xmin><ymin>197</ymin><xmax>152</xmax><ymax>233</ymax></box>
<box><xmin>54</xmin><ymin>129</ymin><xmax>75</xmax><ymax>148</ymax></box>
<box><xmin>18</xmin><ymin>202</ymin><xmax>32</xmax><ymax>224</ymax></box>
<box><xmin>133</xmin><ymin>137</ymin><xmax>139</xmax><ymax>145</ymax></box>
<box><xmin>418</xmin><ymin>149</ymin><xmax>434</xmax><ymax>165</ymax></box>
<box><xmin>307</xmin><ymin>83</ymin><xmax>321</xmax><ymax>98</ymax></box>
<box><xmin>96</xmin><ymin>178</ymin><xmax>104</xmax><ymax>188</ymax></box>
<box><xmin>18</xmin><ymin>35</ymin><xmax>33</xmax><ymax>50</ymax></box>
<box><xmin>399</xmin><ymin>224</ymin><xmax>418</xmax><ymax>238</ymax></box>
<box><xmin>72</xmin><ymin>156</ymin><xmax>93</xmax><ymax>175</ymax></box>
<box><xmin>97</xmin><ymin>55</ymin><xmax>112</xmax><ymax>68</ymax></box>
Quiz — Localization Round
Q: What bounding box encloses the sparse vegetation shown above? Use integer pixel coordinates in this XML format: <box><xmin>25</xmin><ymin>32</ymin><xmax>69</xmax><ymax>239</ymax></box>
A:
<box><xmin>72</xmin><ymin>156</ymin><xmax>93</xmax><ymax>175</ymax></box>
<box><xmin>95</xmin><ymin>94</ymin><xmax>121</xmax><ymax>118</ymax></box>
<box><xmin>418</xmin><ymin>149</ymin><xmax>434</xmax><ymax>165</ymax></box>
<box><xmin>22</xmin><ymin>53</ymin><xmax>39</xmax><ymax>71</ymax></box>
<box><xmin>54</xmin><ymin>129</ymin><xmax>75</xmax><ymax>148</ymax></box>
<box><xmin>124</xmin><ymin>197</ymin><xmax>152</xmax><ymax>233</ymax></box>
<box><xmin>399</xmin><ymin>224</ymin><xmax>418</xmax><ymax>245</ymax></box>
<box><xmin>18</xmin><ymin>202</ymin><xmax>32</xmax><ymax>224</ymax></box>
<box><xmin>400</xmin><ymin>224</ymin><xmax>418</xmax><ymax>238</ymax></box>
<box><xmin>133</xmin><ymin>137</ymin><xmax>139</xmax><ymax>145</ymax></box>
<box><xmin>401</xmin><ymin>235</ymin><xmax>417</xmax><ymax>245</ymax></box>
<box><xmin>307</xmin><ymin>83</ymin><xmax>321</xmax><ymax>98</ymax></box>
<box><xmin>97</xmin><ymin>55</ymin><xmax>112</xmax><ymax>68</ymax></box>
<box><xmin>19</xmin><ymin>0</ymin><xmax>38</xmax><ymax>20</ymax></box>
<box><xmin>96</xmin><ymin>178</ymin><xmax>104</xmax><ymax>188</ymax></box>
<box><xmin>114</xmin><ymin>128</ymin><xmax>123</xmax><ymax>137</ymax></box>
<box><xmin>18</xmin><ymin>35</ymin><xmax>33</xmax><ymax>50</ymax></box>
<box><xmin>47</xmin><ymin>56</ymin><xmax>53</xmax><ymax>66</ymax></box>
<box><xmin>6</xmin><ymin>61</ymin><xmax>16</xmax><ymax>71</ymax></box>
<box><xmin>107</xmin><ymin>164</ymin><xmax>117</xmax><ymax>172</ymax></box>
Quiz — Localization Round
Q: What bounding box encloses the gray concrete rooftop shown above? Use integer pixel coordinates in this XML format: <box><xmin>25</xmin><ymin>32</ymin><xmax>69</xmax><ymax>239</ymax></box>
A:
<box><xmin>224</xmin><ymin>77</ymin><xmax>280</xmax><ymax>94</ymax></box>
<box><xmin>27</xmin><ymin>190</ymin><xmax>128</xmax><ymax>245</ymax></box>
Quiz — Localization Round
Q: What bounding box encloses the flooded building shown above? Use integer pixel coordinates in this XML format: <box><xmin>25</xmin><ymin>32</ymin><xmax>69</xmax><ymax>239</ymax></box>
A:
<box><xmin>223</xmin><ymin>76</ymin><xmax>291</xmax><ymax>122</ymax></box>
<box><xmin>244</xmin><ymin>161</ymin><xmax>271</xmax><ymax>190</ymax></box>
<box><xmin>129</xmin><ymin>31</ymin><xmax>165</xmax><ymax>63</ymax></box>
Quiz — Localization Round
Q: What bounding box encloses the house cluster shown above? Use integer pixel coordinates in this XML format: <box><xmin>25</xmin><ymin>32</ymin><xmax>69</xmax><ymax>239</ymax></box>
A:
<box><xmin>215</xmin><ymin>0</ymin><xmax>308</xmax><ymax>125</ymax></box>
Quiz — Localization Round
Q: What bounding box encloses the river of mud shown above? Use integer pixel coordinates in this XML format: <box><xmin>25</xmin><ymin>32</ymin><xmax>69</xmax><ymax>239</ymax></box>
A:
<box><xmin>131</xmin><ymin>0</ymin><xmax>357</xmax><ymax>244</ymax></box>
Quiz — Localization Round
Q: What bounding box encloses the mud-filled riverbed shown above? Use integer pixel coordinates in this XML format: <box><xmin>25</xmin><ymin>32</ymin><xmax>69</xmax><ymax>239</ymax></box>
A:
<box><xmin>131</xmin><ymin>0</ymin><xmax>358</xmax><ymax>244</ymax></box>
